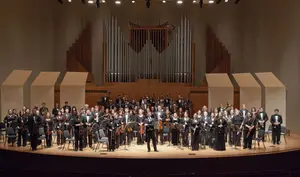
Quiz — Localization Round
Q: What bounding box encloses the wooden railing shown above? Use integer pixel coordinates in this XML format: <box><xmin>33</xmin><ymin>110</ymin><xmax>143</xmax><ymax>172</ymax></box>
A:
<box><xmin>66</xmin><ymin>24</ymin><xmax>93</xmax><ymax>83</ymax></box>
<box><xmin>206</xmin><ymin>26</ymin><xmax>231</xmax><ymax>73</ymax></box>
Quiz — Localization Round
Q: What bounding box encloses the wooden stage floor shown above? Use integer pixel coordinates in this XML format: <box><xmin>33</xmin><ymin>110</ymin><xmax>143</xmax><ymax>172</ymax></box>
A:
<box><xmin>1</xmin><ymin>134</ymin><xmax>300</xmax><ymax>159</ymax></box>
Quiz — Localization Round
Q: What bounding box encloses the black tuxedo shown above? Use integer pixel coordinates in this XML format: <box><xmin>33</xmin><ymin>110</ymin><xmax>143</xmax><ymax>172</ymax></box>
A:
<box><xmin>232</xmin><ymin>115</ymin><xmax>243</xmax><ymax>146</ymax></box>
<box><xmin>270</xmin><ymin>114</ymin><xmax>283</xmax><ymax>144</ymax></box>
<box><xmin>200</xmin><ymin>116</ymin><xmax>211</xmax><ymax>146</ymax></box>
<box><xmin>240</xmin><ymin>109</ymin><xmax>248</xmax><ymax>118</ymax></box>
<box><xmin>257</xmin><ymin>111</ymin><xmax>268</xmax><ymax>141</ymax></box>
<box><xmin>144</xmin><ymin>117</ymin><xmax>157</xmax><ymax>151</ymax></box>
<box><xmin>17</xmin><ymin>115</ymin><xmax>28</xmax><ymax>147</ymax></box>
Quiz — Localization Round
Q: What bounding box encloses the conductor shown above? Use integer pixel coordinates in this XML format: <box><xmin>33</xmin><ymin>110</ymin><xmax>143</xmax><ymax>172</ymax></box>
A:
<box><xmin>144</xmin><ymin>112</ymin><xmax>158</xmax><ymax>152</ymax></box>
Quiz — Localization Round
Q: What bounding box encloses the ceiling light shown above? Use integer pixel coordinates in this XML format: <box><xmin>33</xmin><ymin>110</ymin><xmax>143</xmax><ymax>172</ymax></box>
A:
<box><xmin>115</xmin><ymin>0</ymin><xmax>121</xmax><ymax>4</ymax></box>
<box><xmin>162</xmin><ymin>0</ymin><xmax>166</xmax><ymax>3</ymax></box>
<box><xmin>68</xmin><ymin>0</ymin><xmax>72</xmax><ymax>2</ymax></box>
<box><xmin>193</xmin><ymin>0</ymin><xmax>197</xmax><ymax>3</ymax></box>
<box><xmin>208</xmin><ymin>0</ymin><xmax>214</xmax><ymax>3</ymax></box>
<box><xmin>132</xmin><ymin>0</ymin><xmax>135</xmax><ymax>3</ymax></box>
<box><xmin>225</xmin><ymin>0</ymin><xmax>228</xmax><ymax>2</ymax></box>
<box><xmin>177</xmin><ymin>0</ymin><xmax>183</xmax><ymax>4</ymax></box>
<box><xmin>88</xmin><ymin>0</ymin><xmax>94</xmax><ymax>4</ymax></box>
<box><xmin>102</xmin><ymin>0</ymin><xmax>105</xmax><ymax>2</ymax></box>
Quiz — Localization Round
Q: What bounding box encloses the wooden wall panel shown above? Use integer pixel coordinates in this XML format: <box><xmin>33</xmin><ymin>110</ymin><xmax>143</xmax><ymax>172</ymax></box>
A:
<box><xmin>54</xmin><ymin>81</ymin><xmax>240</xmax><ymax>112</ymax></box>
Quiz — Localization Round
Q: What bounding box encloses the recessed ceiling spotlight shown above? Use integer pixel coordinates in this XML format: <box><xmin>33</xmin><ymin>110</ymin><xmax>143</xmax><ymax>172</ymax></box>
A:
<box><xmin>193</xmin><ymin>0</ymin><xmax>197</xmax><ymax>3</ymax></box>
<box><xmin>115</xmin><ymin>0</ymin><xmax>121</xmax><ymax>4</ymax></box>
<box><xmin>225</xmin><ymin>0</ymin><xmax>228</xmax><ymax>2</ymax></box>
<box><xmin>162</xmin><ymin>0</ymin><xmax>166</xmax><ymax>3</ymax></box>
<box><xmin>132</xmin><ymin>0</ymin><xmax>135</xmax><ymax>3</ymax></box>
<box><xmin>102</xmin><ymin>0</ymin><xmax>105</xmax><ymax>2</ymax></box>
<box><xmin>177</xmin><ymin>0</ymin><xmax>183</xmax><ymax>4</ymax></box>
<box><xmin>208</xmin><ymin>0</ymin><xmax>214</xmax><ymax>3</ymax></box>
<box><xmin>68</xmin><ymin>0</ymin><xmax>72</xmax><ymax>2</ymax></box>
<box><xmin>88</xmin><ymin>0</ymin><xmax>94</xmax><ymax>4</ymax></box>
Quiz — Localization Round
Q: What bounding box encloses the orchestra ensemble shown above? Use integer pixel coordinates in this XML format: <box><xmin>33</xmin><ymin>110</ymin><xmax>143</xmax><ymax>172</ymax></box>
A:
<box><xmin>1</xmin><ymin>93</ymin><xmax>283</xmax><ymax>152</ymax></box>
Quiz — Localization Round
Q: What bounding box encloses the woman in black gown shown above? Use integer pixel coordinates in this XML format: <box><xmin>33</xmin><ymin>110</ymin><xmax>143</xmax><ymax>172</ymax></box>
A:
<box><xmin>214</xmin><ymin>112</ymin><xmax>227</xmax><ymax>151</ymax></box>
<box><xmin>171</xmin><ymin>113</ymin><xmax>180</xmax><ymax>145</ymax></box>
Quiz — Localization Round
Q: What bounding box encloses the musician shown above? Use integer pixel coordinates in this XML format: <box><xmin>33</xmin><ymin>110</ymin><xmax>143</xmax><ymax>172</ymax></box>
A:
<box><xmin>52</xmin><ymin>103</ymin><xmax>60</xmax><ymax>117</ymax></box>
<box><xmin>101</xmin><ymin>93</ymin><xmax>110</xmax><ymax>108</ymax></box>
<box><xmin>17</xmin><ymin>111</ymin><xmax>28</xmax><ymax>147</ymax></box>
<box><xmin>144</xmin><ymin>111</ymin><xmax>158</xmax><ymax>152</ymax></box>
<box><xmin>181</xmin><ymin>111</ymin><xmax>190</xmax><ymax>147</ymax></box>
<box><xmin>200</xmin><ymin>111</ymin><xmax>211</xmax><ymax>147</ymax></box>
<box><xmin>115</xmin><ymin>95</ymin><xmax>123</xmax><ymax>109</ymax></box>
<box><xmin>240</xmin><ymin>104</ymin><xmax>248</xmax><ymax>118</ymax></box>
<box><xmin>171</xmin><ymin>112</ymin><xmax>180</xmax><ymax>145</ymax></box>
<box><xmin>55</xmin><ymin>111</ymin><xmax>65</xmax><ymax>148</ymax></box>
<box><xmin>136</xmin><ymin>109</ymin><xmax>145</xmax><ymax>145</ymax></box>
<box><xmin>191</xmin><ymin>113</ymin><xmax>200</xmax><ymax>151</ymax></box>
<box><xmin>64</xmin><ymin>108</ymin><xmax>72</xmax><ymax>136</ymax></box>
<box><xmin>63</xmin><ymin>101</ymin><xmax>71</xmax><ymax>112</ymax></box>
<box><xmin>154</xmin><ymin>105</ymin><xmax>165</xmax><ymax>144</ymax></box>
<box><xmin>4</xmin><ymin>109</ymin><xmax>17</xmax><ymax>144</ymax></box>
<box><xmin>232</xmin><ymin>110</ymin><xmax>244</xmax><ymax>147</ymax></box>
<box><xmin>176</xmin><ymin>95</ymin><xmax>183</xmax><ymax>108</ymax></box>
<box><xmin>213</xmin><ymin>112</ymin><xmax>227</xmax><ymax>151</ymax></box>
<box><xmin>39</xmin><ymin>102</ymin><xmax>49</xmax><ymax>116</ymax></box>
<box><xmin>257</xmin><ymin>107</ymin><xmax>268</xmax><ymax>142</ymax></box>
<box><xmin>44</xmin><ymin>112</ymin><xmax>54</xmax><ymax>148</ymax></box>
<box><xmin>113</xmin><ymin>112</ymin><xmax>121</xmax><ymax>148</ymax></box>
<box><xmin>163</xmin><ymin>109</ymin><xmax>172</xmax><ymax>144</ymax></box>
<box><xmin>123</xmin><ymin>107</ymin><xmax>134</xmax><ymax>145</ymax></box>
<box><xmin>73</xmin><ymin>110</ymin><xmax>83</xmax><ymax>151</ymax></box>
<box><xmin>118</xmin><ymin>112</ymin><xmax>126</xmax><ymax>145</ymax></box>
<box><xmin>105</xmin><ymin>114</ymin><xmax>117</xmax><ymax>152</ymax></box>
<box><xmin>227</xmin><ymin>109</ymin><xmax>235</xmax><ymax>146</ymax></box>
<box><xmin>28</xmin><ymin>110</ymin><xmax>40</xmax><ymax>151</ymax></box>
<box><xmin>243</xmin><ymin>112</ymin><xmax>257</xmax><ymax>149</ymax></box>
<box><xmin>270</xmin><ymin>109</ymin><xmax>283</xmax><ymax>145</ymax></box>
<box><xmin>208</xmin><ymin>112</ymin><xmax>216</xmax><ymax>148</ymax></box>
<box><xmin>82</xmin><ymin>109</ymin><xmax>94</xmax><ymax>148</ymax></box>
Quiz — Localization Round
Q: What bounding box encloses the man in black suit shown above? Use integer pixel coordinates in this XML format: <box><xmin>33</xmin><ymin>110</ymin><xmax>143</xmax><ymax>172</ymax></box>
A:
<box><xmin>239</xmin><ymin>104</ymin><xmax>248</xmax><ymax>118</ymax></box>
<box><xmin>28</xmin><ymin>110</ymin><xmax>42</xmax><ymax>151</ymax></box>
<box><xmin>257</xmin><ymin>107</ymin><xmax>268</xmax><ymax>142</ymax></box>
<box><xmin>270</xmin><ymin>109</ymin><xmax>283</xmax><ymax>145</ymax></box>
<box><xmin>63</xmin><ymin>101</ymin><xmax>71</xmax><ymax>112</ymax></box>
<box><xmin>144</xmin><ymin>112</ymin><xmax>158</xmax><ymax>152</ymax></box>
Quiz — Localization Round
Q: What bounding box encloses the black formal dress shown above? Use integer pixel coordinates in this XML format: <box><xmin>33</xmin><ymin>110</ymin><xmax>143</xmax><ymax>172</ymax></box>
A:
<box><xmin>105</xmin><ymin>119</ymin><xmax>117</xmax><ymax>151</ymax></box>
<box><xmin>270</xmin><ymin>114</ymin><xmax>283</xmax><ymax>144</ymax></box>
<box><xmin>243</xmin><ymin>117</ymin><xmax>257</xmax><ymax>149</ymax></box>
<box><xmin>17</xmin><ymin>115</ymin><xmax>28</xmax><ymax>147</ymax></box>
<box><xmin>171</xmin><ymin>117</ymin><xmax>180</xmax><ymax>145</ymax></box>
<box><xmin>213</xmin><ymin>118</ymin><xmax>227</xmax><ymax>151</ymax></box>
<box><xmin>144</xmin><ymin>116</ymin><xmax>158</xmax><ymax>152</ymax></box>
<box><xmin>136</xmin><ymin>115</ymin><xmax>145</xmax><ymax>145</ymax></box>
<box><xmin>232</xmin><ymin>115</ymin><xmax>244</xmax><ymax>146</ymax></box>
<box><xmin>74</xmin><ymin>116</ymin><xmax>83</xmax><ymax>151</ymax></box>
<box><xmin>44</xmin><ymin>117</ymin><xmax>54</xmax><ymax>147</ymax></box>
<box><xmin>181</xmin><ymin>117</ymin><xmax>191</xmax><ymax>147</ymax></box>
<box><xmin>190</xmin><ymin>118</ymin><xmax>200</xmax><ymax>151</ymax></box>
<box><xmin>200</xmin><ymin>116</ymin><xmax>212</xmax><ymax>146</ymax></box>
<box><xmin>28</xmin><ymin>115</ymin><xmax>39</xmax><ymax>151</ymax></box>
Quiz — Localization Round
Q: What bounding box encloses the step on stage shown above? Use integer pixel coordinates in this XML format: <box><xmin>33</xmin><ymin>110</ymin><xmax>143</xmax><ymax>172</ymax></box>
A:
<box><xmin>1</xmin><ymin>135</ymin><xmax>300</xmax><ymax>177</ymax></box>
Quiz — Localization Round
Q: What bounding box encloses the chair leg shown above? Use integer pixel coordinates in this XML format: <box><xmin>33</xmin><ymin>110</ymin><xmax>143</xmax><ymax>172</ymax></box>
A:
<box><xmin>67</xmin><ymin>142</ymin><xmax>70</xmax><ymax>150</ymax></box>
<box><xmin>284</xmin><ymin>135</ymin><xmax>287</xmax><ymax>144</ymax></box>
<box><xmin>4</xmin><ymin>137</ymin><xmax>7</xmax><ymax>147</ymax></box>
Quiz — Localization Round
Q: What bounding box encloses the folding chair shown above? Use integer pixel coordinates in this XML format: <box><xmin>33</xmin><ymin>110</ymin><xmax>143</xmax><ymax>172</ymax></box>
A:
<box><xmin>280</xmin><ymin>126</ymin><xmax>287</xmax><ymax>144</ymax></box>
<box><xmin>253</xmin><ymin>130</ymin><xmax>266</xmax><ymax>149</ymax></box>
<box><xmin>162</xmin><ymin>127</ymin><xmax>170</xmax><ymax>146</ymax></box>
<box><xmin>0</xmin><ymin>123</ymin><xmax>5</xmax><ymax>142</ymax></box>
<box><xmin>37</xmin><ymin>127</ymin><xmax>46</xmax><ymax>149</ymax></box>
<box><xmin>4</xmin><ymin>127</ymin><xmax>16</xmax><ymax>147</ymax></box>
<box><xmin>62</xmin><ymin>130</ymin><xmax>75</xmax><ymax>150</ymax></box>
<box><xmin>265</xmin><ymin>125</ymin><xmax>272</xmax><ymax>142</ymax></box>
<box><xmin>94</xmin><ymin>129</ymin><xmax>109</xmax><ymax>152</ymax></box>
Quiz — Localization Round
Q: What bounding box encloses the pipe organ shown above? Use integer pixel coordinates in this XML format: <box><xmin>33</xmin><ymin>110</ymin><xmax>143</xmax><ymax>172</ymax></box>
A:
<box><xmin>104</xmin><ymin>16</ymin><xmax>193</xmax><ymax>83</ymax></box>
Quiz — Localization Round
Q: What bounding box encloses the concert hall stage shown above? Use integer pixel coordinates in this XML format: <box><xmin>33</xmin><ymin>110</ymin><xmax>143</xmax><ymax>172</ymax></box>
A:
<box><xmin>1</xmin><ymin>135</ymin><xmax>300</xmax><ymax>177</ymax></box>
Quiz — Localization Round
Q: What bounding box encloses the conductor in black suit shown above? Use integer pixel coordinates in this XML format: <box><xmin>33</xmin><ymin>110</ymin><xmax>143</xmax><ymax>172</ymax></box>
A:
<box><xmin>270</xmin><ymin>109</ymin><xmax>283</xmax><ymax>145</ymax></box>
<box><xmin>144</xmin><ymin>112</ymin><xmax>158</xmax><ymax>152</ymax></box>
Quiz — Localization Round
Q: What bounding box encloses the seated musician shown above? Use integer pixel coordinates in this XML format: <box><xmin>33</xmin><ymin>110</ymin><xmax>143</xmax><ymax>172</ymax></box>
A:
<box><xmin>270</xmin><ymin>109</ymin><xmax>283</xmax><ymax>145</ymax></box>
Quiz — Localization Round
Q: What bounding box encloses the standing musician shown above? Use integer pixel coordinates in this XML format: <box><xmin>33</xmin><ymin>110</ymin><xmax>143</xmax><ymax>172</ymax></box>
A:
<box><xmin>28</xmin><ymin>110</ymin><xmax>41</xmax><ymax>151</ymax></box>
<box><xmin>213</xmin><ymin>112</ymin><xmax>227</xmax><ymax>151</ymax></box>
<box><xmin>270</xmin><ymin>109</ymin><xmax>283</xmax><ymax>145</ymax></box>
<box><xmin>257</xmin><ymin>107</ymin><xmax>268</xmax><ymax>142</ymax></box>
<box><xmin>171</xmin><ymin>113</ymin><xmax>180</xmax><ymax>146</ymax></box>
<box><xmin>17</xmin><ymin>110</ymin><xmax>28</xmax><ymax>147</ymax></box>
<box><xmin>44</xmin><ymin>112</ymin><xmax>54</xmax><ymax>148</ymax></box>
<box><xmin>181</xmin><ymin>111</ymin><xmax>190</xmax><ymax>147</ymax></box>
<box><xmin>73</xmin><ymin>110</ymin><xmax>84</xmax><ymax>151</ymax></box>
<box><xmin>191</xmin><ymin>113</ymin><xmax>200</xmax><ymax>151</ymax></box>
<box><xmin>82</xmin><ymin>110</ymin><xmax>95</xmax><ymax>148</ymax></box>
<box><xmin>105</xmin><ymin>114</ymin><xmax>117</xmax><ymax>152</ymax></box>
<box><xmin>208</xmin><ymin>112</ymin><xmax>216</xmax><ymax>148</ymax></box>
<box><xmin>144</xmin><ymin>111</ymin><xmax>158</xmax><ymax>152</ymax></box>
<box><xmin>163</xmin><ymin>109</ymin><xmax>172</xmax><ymax>144</ymax></box>
<box><xmin>63</xmin><ymin>108</ymin><xmax>72</xmax><ymax>137</ymax></box>
<box><xmin>118</xmin><ymin>112</ymin><xmax>126</xmax><ymax>145</ymax></box>
<box><xmin>227</xmin><ymin>110</ymin><xmax>235</xmax><ymax>146</ymax></box>
<box><xmin>52</xmin><ymin>103</ymin><xmax>60</xmax><ymax>117</ymax></box>
<box><xmin>123</xmin><ymin>107</ymin><xmax>134</xmax><ymax>145</ymax></box>
<box><xmin>39</xmin><ymin>102</ymin><xmax>49</xmax><ymax>117</ymax></box>
<box><xmin>54</xmin><ymin>111</ymin><xmax>65</xmax><ymax>148</ymax></box>
<box><xmin>243</xmin><ymin>112</ymin><xmax>257</xmax><ymax>149</ymax></box>
<box><xmin>232</xmin><ymin>110</ymin><xmax>244</xmax><ymax>147</ymax></box>
<box><xmin>240</xmin><ymin>104</ymin><xmax>248</xmax><ymax>118</ymax></box>
<box><xmin>154</xmin><ymin>105</ymin><xmax>165</xmax><ymax>145</ymax></box>
<box><xmin>200</xmin><ymin>111</ymin><xmax>211</xmax><ymax>147</ymax></box>
<box><xmin>113</xmin><ymin>112</ymin><xmax>121</xmax><ymax>149</ymax></box>
<box><xmin>136</xmin><ymin>109</ymin><xmax>145</xmax><ymax>145</ymax></box>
